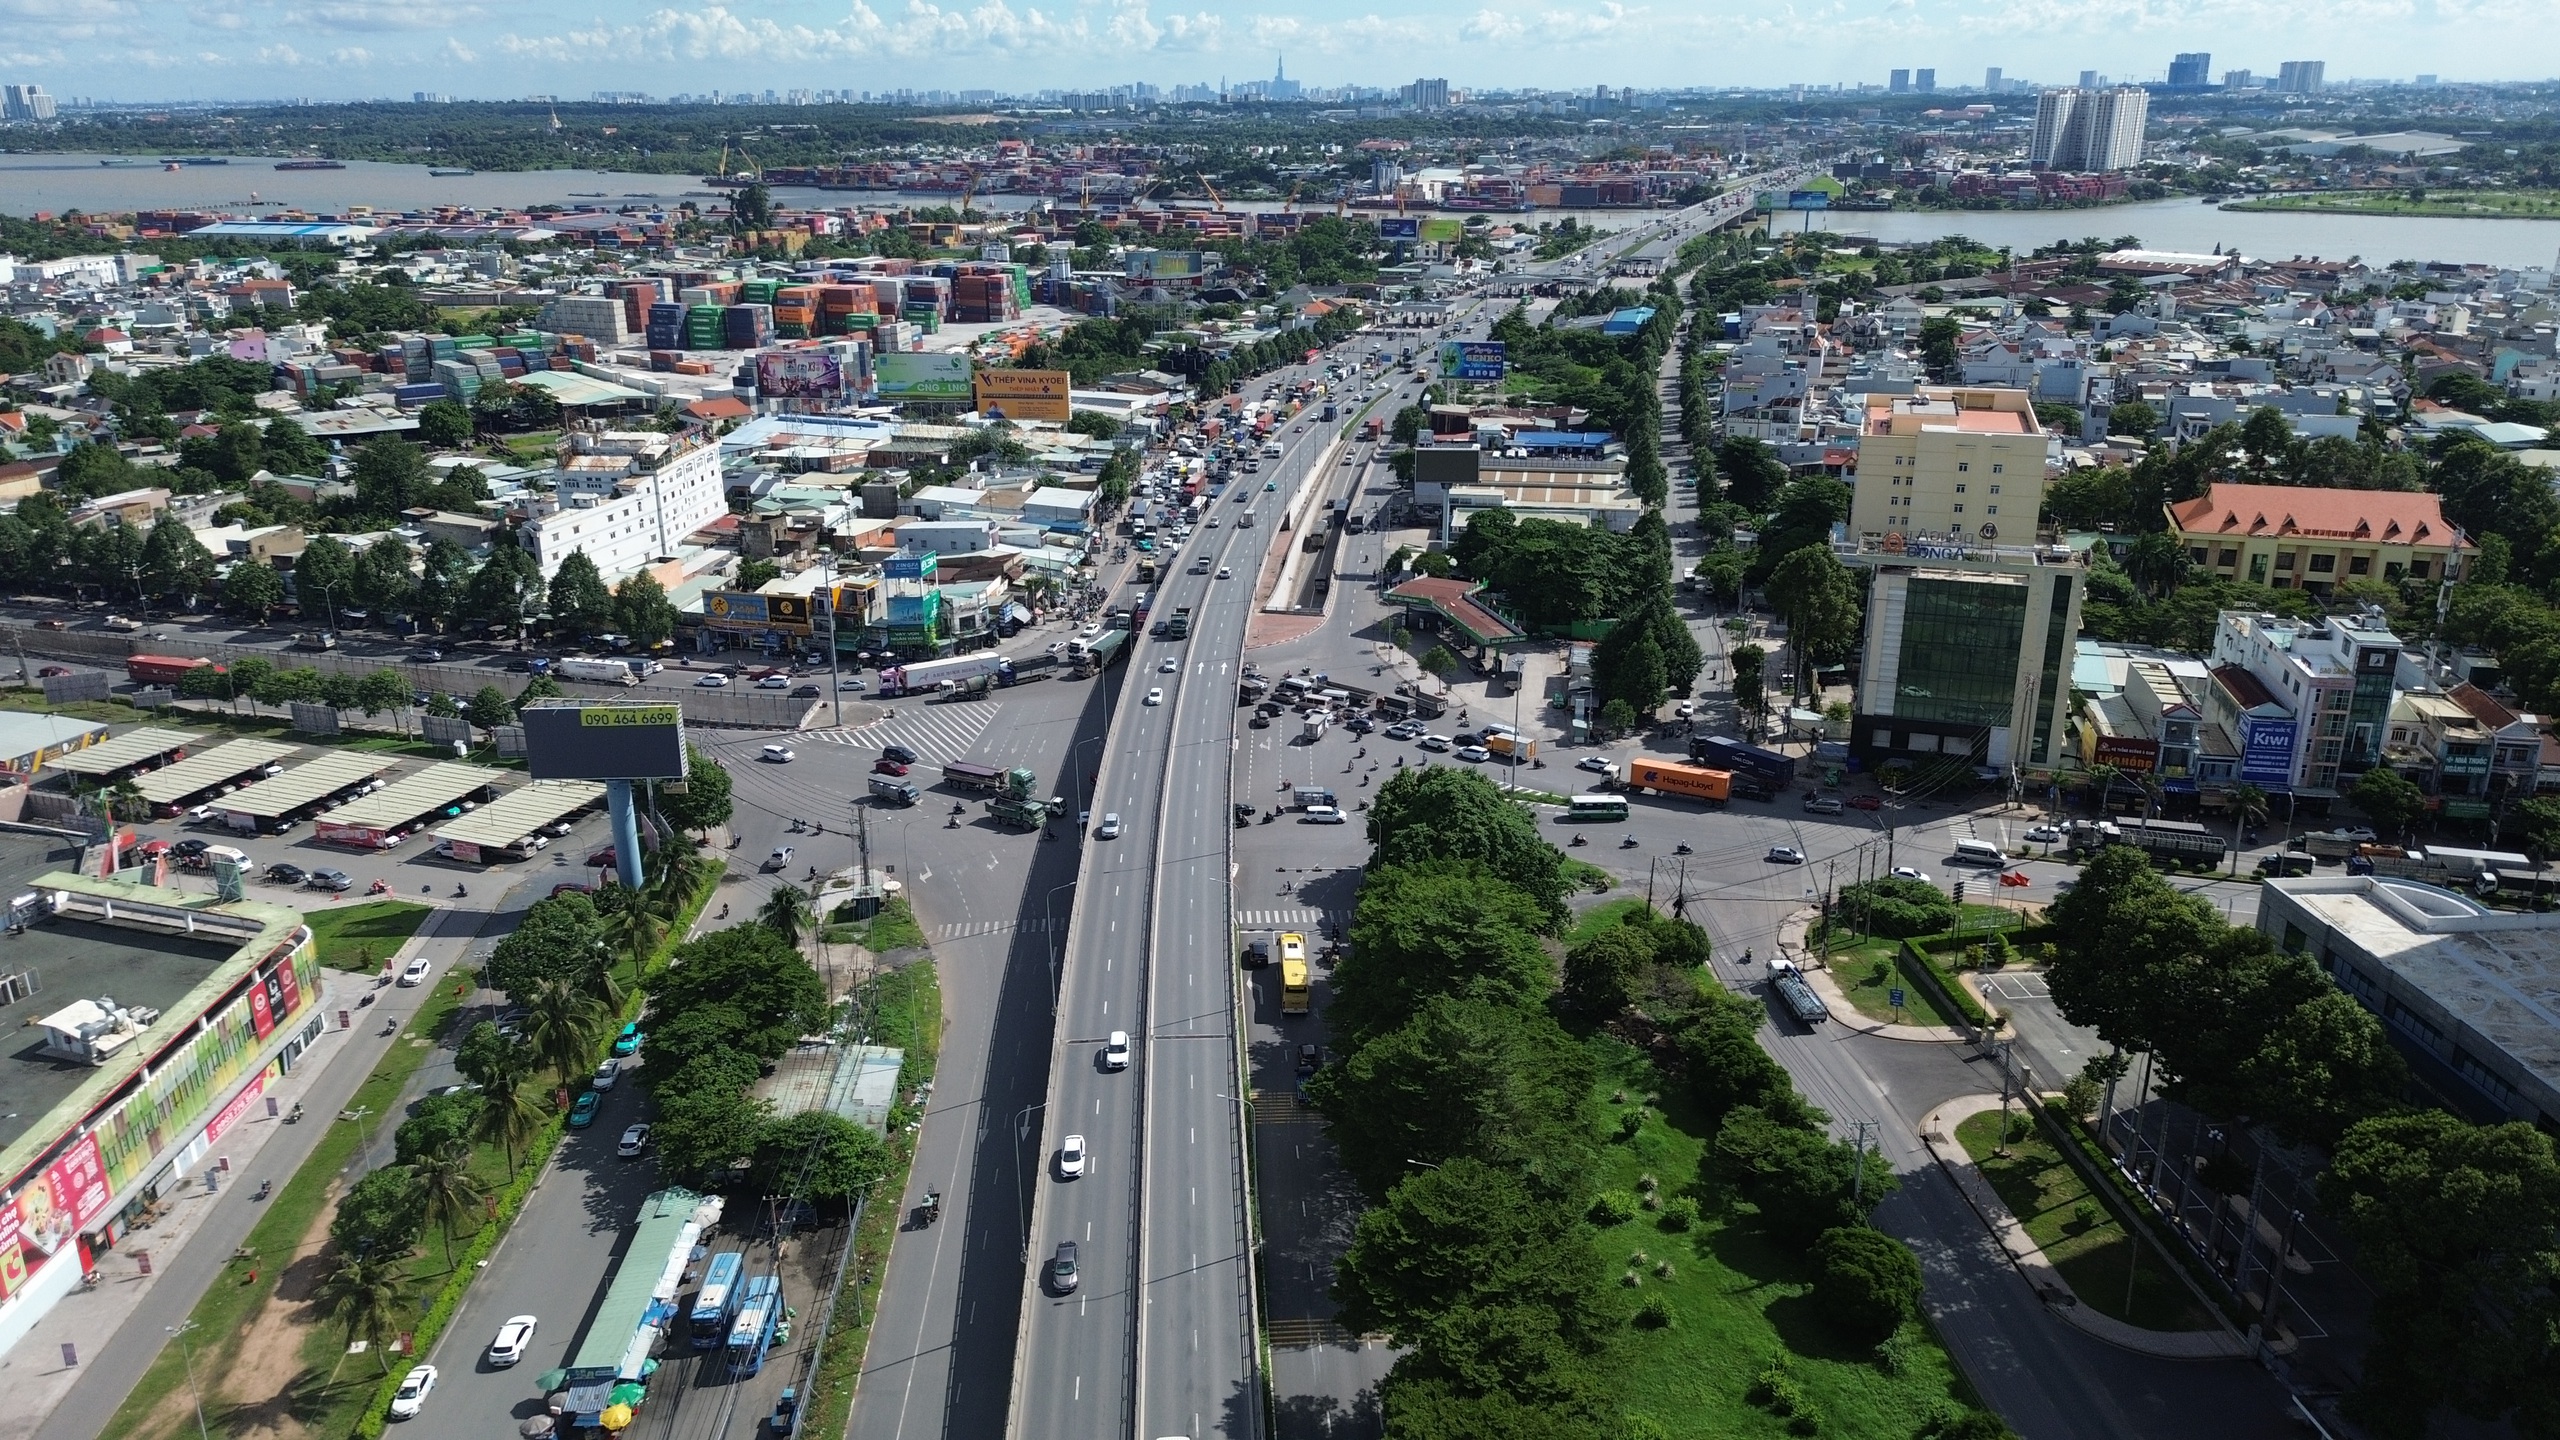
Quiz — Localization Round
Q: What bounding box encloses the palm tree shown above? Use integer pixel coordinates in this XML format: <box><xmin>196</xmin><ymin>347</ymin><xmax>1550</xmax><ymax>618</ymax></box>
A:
<box><xmin>316</xmin><ymin>1251</ymin><xmax>407</xmax><ymax>1378</ymax></box>
<box><xmin>471</xmin><ymin>1070</ymin><xmax>547</xmax><ymax>1176</ymax></box>
<box><xmin>759</xmin><ymin>884</ymin><xmax>815</xmax><ymax>945</ymax></box>
<box><xmin>519</xmin><ymin>980</ymin><xmax>607</xmax><ymax>1088</ymax></box>
<box><xmin>2225</xmin><ymin>782</ymin><xmax>2269</xmax><ymax>873</ymax></box>
<box><xmin>410</xmin><ymin>1147</ymin><xmax>487</xmax><ymax>1272</ymax></box>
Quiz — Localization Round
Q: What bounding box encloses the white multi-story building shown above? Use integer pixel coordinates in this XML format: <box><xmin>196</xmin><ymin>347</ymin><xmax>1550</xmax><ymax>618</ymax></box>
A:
<box><xmin>525</xmin><ymin>431</ymin><xmax>725</xmax><ymax>582</ymax></box>
<box><xmin>2</xmin><ymin>84</ymin><xmax>55</xmax><ymax>122</ymax></box>
<box><xmin>2029</xmin><ymin>86</ymin><xmax>2150</xmax><ymax>172</ymax></box>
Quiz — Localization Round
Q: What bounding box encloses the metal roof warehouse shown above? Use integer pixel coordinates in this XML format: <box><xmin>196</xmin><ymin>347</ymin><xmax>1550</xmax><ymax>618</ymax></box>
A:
<box><xmin>212</xmin><ymin>753</ymin><xmax>393</xmax><ymax>823</ymax></box>
<box><xmin>131</xmin><ymin>740</ymin><xmax>298</xmax><ymax>809</ymax></box>
<box><xmin>433</xmin><ymin>779</ymin><xmax>606</xmax><ymax>857</ymax></box>
<box><xmin>46</xmin><ymin>728</ymin><xmax>194</xmax><ymax>780</ymax></box>
<box><xmin>316</xmin><ymin>762</ymin><xmax>504</xmax><ymax>847</ymax></box>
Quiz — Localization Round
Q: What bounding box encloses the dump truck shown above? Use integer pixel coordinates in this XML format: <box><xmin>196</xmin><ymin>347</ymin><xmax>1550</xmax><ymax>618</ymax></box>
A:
<box><xmin>1164</xmin><ymin>606</ymin><xmax>1193</xmax><ymax>640</ymax></box>
<box><xmin>1620</xmin><ymin>760</ymin><xmax>1732</xmax><ymax>804</ymax></box>
<box><xmin>987</xmin><ymin>767</ymin><xmax>1051</xmax><ymax>830</ymax></box>
<box><xmin>940</xmin><ymin>760</ymin><xmax>1010</xmax><ymax>795</ymax></box>
<box><xmin>868</xmin><ymin>776</ymin><xmax>921</xmax><ymax>806</ymax></box>
<box><xmin>1767</xmin><ymin>957</ymin><xmax>1829</xmax><ymax>1025</ymax></box>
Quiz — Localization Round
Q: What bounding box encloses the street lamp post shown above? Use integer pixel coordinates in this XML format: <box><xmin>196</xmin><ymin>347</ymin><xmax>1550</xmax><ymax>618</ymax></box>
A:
<box><xmin>1011</xmin><ymin>1101</ymin><xmax>1047</xmax><ymax>1259</ymax></box>
<box><xmin>1042</xmin><ymin>880</ymin><xmax>1078</xmax><ymax>1016</ymax></box>
<box><xmin>168</xmin><ymin>1322</ymin><xmax>211</xmax><ymax>1440</ymax></box>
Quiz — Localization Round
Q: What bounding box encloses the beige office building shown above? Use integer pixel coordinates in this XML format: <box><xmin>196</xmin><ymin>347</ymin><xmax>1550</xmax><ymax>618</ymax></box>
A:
<box><xmin>1849</xmin><ymin>388</ymin><xmax>2050</xmax><ymax>545</ymax></box>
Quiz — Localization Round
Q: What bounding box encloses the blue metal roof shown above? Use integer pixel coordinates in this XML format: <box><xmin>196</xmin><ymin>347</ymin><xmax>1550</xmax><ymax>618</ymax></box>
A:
<box><xmin>1509</xmin><ymin>431</ymin><xmax>1614</xmax><ymax>450</ymax></box>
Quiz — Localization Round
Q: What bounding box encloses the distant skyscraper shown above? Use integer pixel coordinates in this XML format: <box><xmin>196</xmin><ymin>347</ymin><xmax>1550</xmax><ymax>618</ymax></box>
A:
<box><xmin>2078</xmin><ymin>69</ymin><xmax>2100</xmax><ymax>88</ymax></box>
<box><xmin>2277</xmin><ymin>60</ymin><xmax>2326</xmax><ymax>93</ymax></box>
<box><xmin>1916</xmin><ymin>68</ymin><xmax>1936</xmax><ymax>92</ymax></box>
<box><xmin>1268</xmin><ymin>55</ymin><xmax>1301</xmax><ymax>101</ymax></box>
<box><xmin>2168</xmin><ymin>52</ymin><xmax>2211</xmax><ymax>87</ymax></box>
<box><xmin>2</xmin><ymin>84</ymin><xmax>56</xmax><ymax>121</ymax></box>
<box><xmin>1984</xmin><ymin>66</ymin><xmax>2003</xmax><ymax>92</ymax></box>
<box><xmin>1403</xmin><ymin>77</ymin><xmax>1449</xmax><ymax>110</ymax></box>
<box><xmin>1889</xmin><ymin>68</ymin><xmax>1911</xmax><ymax>93</ymax></box>
<box><xmin>2224</xmin><ymin>69</ymin><xmax>2254</xmax><ymax>89</ymax></box>
<box><xmin>2415</xmin><ymin>73</ymin><xmax>2439</xmax><ymax>86</ymax></box>
<box><xmin>2030</xmin><ymin>86</ymin><xmax>2150</xmax><ymax>171</ymax></box>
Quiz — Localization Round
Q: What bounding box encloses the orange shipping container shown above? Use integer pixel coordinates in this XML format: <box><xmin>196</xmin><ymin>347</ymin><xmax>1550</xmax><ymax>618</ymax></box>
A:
<box><xmin>1622</xmin><ymin>761</ymin><xmax>1732</xmax><ymax>803</ymax></box>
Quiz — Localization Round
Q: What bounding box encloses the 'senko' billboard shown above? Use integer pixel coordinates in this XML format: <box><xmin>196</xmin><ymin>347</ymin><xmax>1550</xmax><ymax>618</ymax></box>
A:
<box><xmin>1439</xmin><ymin>340</ymin><xmax>1507</xmax><ymax>381</ymax></box>
<box><xmin>2240</xmin><ymin>717</ymin><xmax>2298</xmax><ymax>786</ymax></box>
<box><xmin>755</xmin><ymin>351</ymin><xmax>845</xmax><ymax>398</ymax></box>
<box><xmin>875</xmin><ymin>351</ymin><xmax>974</xmax><ymax>400</ymax></box>
<box><xmin>974</xmin><ymin>368</ymin><xmax>1072</xmax><ymax>423</ymax></box>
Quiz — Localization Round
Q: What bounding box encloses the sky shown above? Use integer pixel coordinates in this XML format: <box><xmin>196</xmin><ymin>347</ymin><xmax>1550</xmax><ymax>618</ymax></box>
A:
<box><xmin>4</xmin><ymin>0</ymin><xmax>2556</xmax><ymax>101</ymax></box>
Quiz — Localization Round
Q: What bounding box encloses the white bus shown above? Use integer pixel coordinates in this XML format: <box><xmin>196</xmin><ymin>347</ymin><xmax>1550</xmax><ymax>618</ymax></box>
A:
<box><xmin>1568</xmin><ymin>795</ymin><xmax>1631</xmax><ymax>823</ymax></box>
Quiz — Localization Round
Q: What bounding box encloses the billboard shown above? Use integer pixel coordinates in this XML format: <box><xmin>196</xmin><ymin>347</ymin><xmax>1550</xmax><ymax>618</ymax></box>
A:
<box><xmin>1124</xmin><ymin>250</ymin><xmax>1205</xmax><ymax>281</ymax></box>
<box><xmin>2092</xmin><ymin>734</ymin><xmax>2160</xmax><ymax>773</ymax></box>
<box><xmin>1378</xmin><ymin>217</ymin><xmax>1421</xmax><ymax>240</ymax></box>
<box><xmin>522</xmin><ymin>702</ymin><xmax>689</xmax><ymax>782</ymax></box>
<box><xmin>1786</xmin><ymin>189</ymin><xmax>1832</xmax><ymax>211</ymax></box>
<box><xmin>704</xmin><ymin>591</ymin><xmax>769</xmax><ymax>625</ymax></box>
<box><xmin>2239</xmin><ymin>718</ymin><xmax>2298</xmax><ymax>787</ymax></box>
<box><xmin>883</xmin><ymin>554</ymin><xmax>936</xmax><ymax>580</ymax></box>
<box><xmin>974</xmin><ymin>368</ymin><xmax>1072</xmax><ymax>424</ymax></box>
<box><xmin>0</xmin><ymin>1131</ymin><xmax>110</xmax><ymax>1301</ymax></box>
<box><xmin>1438</xmin><ymin>340</ymin><xmax>1508</xmax><ymax>382</ymax></box>
<box><xmin>875</xmin><ymin>351</ymin><xmax>974</xmax><ymax>400</ymax></box>
<box><xmin>1417</xmin><ymin>217</ymin><xmax>1466</xmax><ymax>244</ymax></box>
<box><xmin>756</xmin><ymin>351</ymin><xmax>845</xmax><ymax>399</ymax></box>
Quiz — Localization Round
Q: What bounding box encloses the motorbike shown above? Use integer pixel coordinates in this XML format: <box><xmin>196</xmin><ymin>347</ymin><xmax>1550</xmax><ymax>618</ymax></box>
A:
<box><xmin>1675</xmin><ymin>843</ymin><xmax>1693</xmax><ymax>855</ymax></box>
<box><xmin>254</xmin><ymin>1180</ymin><xmax>272</xmax><ymax>1202</ymax></box>
<box><xmin>286</xmin><ymin>1103</ymin><xmax>304</xmax><ymax>1124</ymax></box>
<box><xmin>454</xmin><ymin>883</ymin><xmax>467</xmax><ymax>898</ymax></box>
<box><xmin>380</xmin><ymin>1017</ymin><xmax>398</xmax><ymax>1036</ymax></box>
<box><xmin>791</xmin><ymin>817</ymin><xmax>807</xmax><ymax>832</ymax></box>
<box><xmin>357</xmin><ymin>990</ymin><xmax>375</xmax><ymax>1008</ymax></box>
<box><xmin>366</xmin><ymin>879</ymin><xmax>389</xmax><ymax>896</ymax></box>
<box><xmin>1620</xmin><ymin>835</ymin><xmax>1639</xmax><ymax>848</ymax></box>
<box><xmin>718</xmin><ymin>904</ymin><xmax>730</xmax><ymax>921</ymax></box>
<box><xmin>1359</xmin><ymin>773</ymin><xmax>1369</xmax><ymax>786</ymax></box>
<box><xmin>923</xmin><ymin>1189</ymin><xmax>942</xmax><ymax>1224</ymax></box>
<box><xmin>1569</xmin><ymin>834</ymin><xmax>1587</xmax><ymax>847</ymax></box>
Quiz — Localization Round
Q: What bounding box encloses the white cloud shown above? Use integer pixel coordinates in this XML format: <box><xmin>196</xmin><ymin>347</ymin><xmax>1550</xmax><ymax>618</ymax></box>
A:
<box><xmin>329</xmin><ymin>45</ymin><xmax>374</xmax><ymax>63</ymax></box>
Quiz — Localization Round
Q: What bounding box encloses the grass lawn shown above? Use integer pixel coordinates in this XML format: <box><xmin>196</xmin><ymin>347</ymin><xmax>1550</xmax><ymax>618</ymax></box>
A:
<box><xmin>803</xmin><ymin>959</ymin><xmax>942</xmax><ymax>1440</ymax></box>
<box><xmin>303</xmin><ymin>900</ymin><xmax>433</xmax><ymax>972</ymax></box>
<box><xmin>1566</xmin><ymin>896</ymin><xmax>1650</xmax><ymax>949</ymax></box>
<box><xmin>1954</xmin><ymin>1110</ymin><xmax>2216</xmax><ymax>1333</ymax></box>
<box><xmin>1816</xmin><ymin>937</ymin><xmax>1967</xmax><ymax>1027</ymax></box>
<box><xmin>2228</xmin><ymin>189</ymin><xmax>2560</xmax><ymax>219</ymax></box>
<box><xmin>856</xmin><ymin>896</ymin><xmax>929</xmax><ymax>955</ymax></box>
<box><xmin>1586</xmin><ymin>1043</ymin><xmax>1986</xmax><ymax>1438</ymax></box>
<box><xmin>108</xmin><ymin>977</ymin><xmax>476</xmax><ymax>1440</ymax></box>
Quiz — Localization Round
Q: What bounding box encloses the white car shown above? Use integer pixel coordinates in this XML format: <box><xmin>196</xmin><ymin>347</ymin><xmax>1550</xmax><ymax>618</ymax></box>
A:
<box><xmin>617</xmin><ymin>1123</ymin><xmax>651</xmax><ymax>1159</ymax></box>
<box><xmin>1416</xmin><ymin>735</ymin><xmax>1453</xmax><ymax>752</ymax></box>
<box><xmin>1160</xmin><ymin>656</ymin><xmax>1179</xmax><ymax>672</ymax></box>
<box><xmin>757</xmin><ymin>674</ymin><xmax>791</xmax><ymax>689</ymax></box>
<box><xmin>1103</xmin><ymin>1030</ymin><xmax>1130</xmax><ymax>1070</ymax></box>
<box><xmin>388</xmin><ymin>1364</ymin><xmax>436</xmax><ymax>1420</ymax></box>
<box><xmin>1454</xmin><ymin>745</ymin><xmax>1492</xmax><ymax>763</ymax></box>
<box><xmin>2025</xmin><ymin>824</ymin><xmax>2064</xmax><ymax>844</ymax></box>
<box><xmin>591</xmin><ymin>1059</ymin><xmax>620</xmax><ymax>1091</ymax></box>
<box><xmin>838</xmin><ymin>677</ymin><xmax>866</xmax><ymax>692</ymax></box>
<box><xmin>1302</xmin><ymin>805</ymin><xmax>1348</xmax><ymax>825</ymax></box>
<box><xmin>760</xmin><ymin>744</ymin><xmax>796</xmax><ymax>764</ymax></box>
<box><xmin>1059</xmin><ymin>1133</ymin><xmax>1088</xmax><ymax>1178</ymax></box>
<box><xmin>1206</xmin><ymin>516</ymin><xmax>1221</xmax><ymax>527</ymax></box>
<box><xmin>1766</xmin><ymin>846</ymin><xmax>1807</xmax><ymax>865</ymax></box>
<box><xmin>396</xmin><ymin>957</ymin><xmax>431</xmax><ymax>987</ymax></box>
<box><xmin>695</xmin><ymin>673</ymin><xmax>730</xmax><ymax>687</ymax></box>
<box><xmin>487</xmin><ymin>1316</ymin><xmax>536</xmax><ymax>1368</ymax></box>
<box><xmin>1892</xmin><ymin>867</ymin><xmax>1933</xmax><ymax>885</ymax></box>
<box><xmin>1097</xmin><ymin>813</ymin><xmax>1122</xmax><ymax>840</ymax></box>
<box><xmin>1575</xmin><ymin>755</ymin><xmax>1615</xmax><ymax>775</ymax></box>
<box><xmin>1216</xmin><ymin>566</ymin><xmax>1231</xmax><ymax>579</ymax></box>
<box><xmin>1144</xmin><ymin>688</ymin><xmax>1164</xmax><ymax>706</ymax></box>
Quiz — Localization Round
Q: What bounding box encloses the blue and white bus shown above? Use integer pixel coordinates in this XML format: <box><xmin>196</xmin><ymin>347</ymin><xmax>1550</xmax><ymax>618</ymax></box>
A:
<box><xmin>726</xmin><ymin>1275</ymin><xmax>784</xmax><ymax>1378</ymax></box>
<box><xmin>688</xmin><ymin>1252</ymin><xmax>746</xmax><ymax>1350</ymax></box>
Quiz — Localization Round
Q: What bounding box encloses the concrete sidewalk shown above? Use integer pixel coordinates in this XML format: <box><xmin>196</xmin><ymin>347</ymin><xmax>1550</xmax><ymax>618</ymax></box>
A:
<box><xmin>1775</xmin><ymin>906</ymin><xmax>1970</xmax><ymax>1043</ymax></box>
<box><xmin>1919</xmin><ymin>1093</ymin><xmax>2251</xmax><ymax>1362</ymax></box>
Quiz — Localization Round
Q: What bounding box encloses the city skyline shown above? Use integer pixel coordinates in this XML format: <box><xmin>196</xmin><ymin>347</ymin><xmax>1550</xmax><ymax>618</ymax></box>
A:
<box><xmin>0</xmin><ymin>0</ymin><xmax>2552</xmax><ymax>103</ymax></box>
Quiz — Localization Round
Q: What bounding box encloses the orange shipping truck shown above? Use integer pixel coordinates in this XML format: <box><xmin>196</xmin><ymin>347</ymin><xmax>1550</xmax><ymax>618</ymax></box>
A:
<box><xmin>1622</xmin><ymin>760</ymin><xmax>1732</xmax><ymax>803</ymax></box>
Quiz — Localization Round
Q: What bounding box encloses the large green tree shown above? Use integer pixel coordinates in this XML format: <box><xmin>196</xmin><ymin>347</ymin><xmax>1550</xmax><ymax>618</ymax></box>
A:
<box><xmin>644</xmin><ymin>923</ymin><xmax>829</xmax><ymax>1063</ymax></box>
<box><xmin>1366</xmin><ymin>768</ymin><xmax>1568</xmax><ymax>927</ymax></box>
<box><xmin>1332</xmin><ymin>861</ymin><xmax>1557</xmax><ymax>1049</ymax></box>
<box><xmin>547</xmin><ymin>550</ymin><xmax>616</xmax><ymax>636</ymax></box>
<box><xmin>1308</xmin><ymin>994</ymin><xmax>1597</xmax><ymax>1201</ymax></box>
<box><xmin>1763</xmin><ymin>545</ymin><xmax>1862</xmax><ymax>702</ymax></box>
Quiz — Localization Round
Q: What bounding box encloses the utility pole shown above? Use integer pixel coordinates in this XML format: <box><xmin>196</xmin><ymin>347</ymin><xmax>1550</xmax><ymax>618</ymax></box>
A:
<box><xmin>1849</xmin><ymin>1119</ymin><xmax>1876</xmax><ymax>1207</ymax></box>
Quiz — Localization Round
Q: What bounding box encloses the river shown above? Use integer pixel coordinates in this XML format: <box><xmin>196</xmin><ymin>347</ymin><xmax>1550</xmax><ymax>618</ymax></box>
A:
<box><xmin>13</xmin><ymin>154</ymin><xmax>2553</xmax><ymax>271</ymax></box>
<box><xmin>0</xmin><ymin>151</ymin><xmax>1656</xmax><ymax>235</ymax></box>
<box><xmin>1815</xmin><ymin>195</ymin><xmax>2560</xmax><ymax>271</ymax></box>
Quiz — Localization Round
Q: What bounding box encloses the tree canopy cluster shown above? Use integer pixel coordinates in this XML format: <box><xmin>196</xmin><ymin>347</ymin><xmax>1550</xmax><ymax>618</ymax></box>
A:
<box><xmin>1310</xmin><ymin>768</ymin><xmax>1944</xmax><ymax>1437</ymax></box>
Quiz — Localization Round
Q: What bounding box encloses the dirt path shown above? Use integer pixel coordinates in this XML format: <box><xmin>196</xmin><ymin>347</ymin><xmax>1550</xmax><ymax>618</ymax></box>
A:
<box><xmin>129</xmin><ymin>1177</ymin><xmax>352</xmax><ymax>1440</ymax></box>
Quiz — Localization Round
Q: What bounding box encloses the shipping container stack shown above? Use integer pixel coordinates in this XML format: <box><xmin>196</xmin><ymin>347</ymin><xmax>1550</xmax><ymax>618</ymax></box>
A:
<box><xmin>685</xmin><ymin>305</ymin><xmax>726</xmax><ymax>349</ymax></box>
<box><xmin>647</xmin><ymin>302</ymin><xmax>686</xmax><ymax>351</ymax></box>
<box><xmin>723</xmin><ymin>303</ymin><xmax>774</xmax><ymax>350</ymax></box>
<box><xmin>608</xmin><ymin>279</ymin><xmax>667</xmax><ymax>336</ymax></box>
<box><xmin>814</xmin><ymin>283</ymin><xmax>877</xmax><ymax>336</ymax></box>
<box><xmin>773</xmin><ymin>285</ymin><xmax>818</xmax><ymax>339</ymax></box>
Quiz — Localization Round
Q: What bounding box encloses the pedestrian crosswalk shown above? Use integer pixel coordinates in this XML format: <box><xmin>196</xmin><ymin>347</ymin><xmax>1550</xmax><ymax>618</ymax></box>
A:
<box><xmin>927</xmin><ymin>917</ymin><xmax>1066</xmax><ymax>941</ymax></box>
<box><xmin>807</xmin><ymin>703</ymin><xmax>1005</xmax><ymax>766</ymax></box>
<box><xmin>1235</xmin><ymin>908</ymin><xmax>1351</xmax><ymax>932</ymax></box>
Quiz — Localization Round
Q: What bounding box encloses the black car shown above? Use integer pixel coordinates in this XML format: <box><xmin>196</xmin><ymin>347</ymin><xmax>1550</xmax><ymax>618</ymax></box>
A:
<box><xmin>791</xmin><ymin>684</ymin><xmax>820</xmax><ymax>698</ymax></box>
<box><xmin>265</xmin><ymin>863</ymin><xmax>307</xmax><ymax>885</ymax></box>
<box><xmin>880</xmin><ymin>743</ymin><xmax>919</xmax><ymax>766</ymax></box>
<box><xmin>1049</xmin><ymin>1241</ymin><xmax>1080</xmax><ymax>1294</ymax></box>
<box><xmin>172</xmin><ymin>838</ymin><xmax>209</xmax><ymax>862</ymax></box>
<box><xmin>1344</xmin><ymin>715</ymin><xmax>1375</xmax><ymax>734</ymax></box>
<box><xmin>1249</xmin><ymin>713</ymin><xmax>1271</xmax><ymax>729</ymax></box>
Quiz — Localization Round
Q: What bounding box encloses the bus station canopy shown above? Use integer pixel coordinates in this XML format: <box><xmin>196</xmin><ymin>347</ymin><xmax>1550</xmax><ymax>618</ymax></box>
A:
<box><xmin>132</xmin><ymin>740</ymin><xmax>299</xmax><ymax>806</ymax></box>
<box><xmin>433</xmin><ymin>779</ymin><xmax>605</xmax><ymax>850</ymax></box>
<box><xmin>214</xmin><ymin>753</ymin><xmax>393</xmax><ymax>820</ymax></box>
<box><xmin>48</xmin><ymin>727</ymin><xmax>196</xmax><ymax>778</ymax></box>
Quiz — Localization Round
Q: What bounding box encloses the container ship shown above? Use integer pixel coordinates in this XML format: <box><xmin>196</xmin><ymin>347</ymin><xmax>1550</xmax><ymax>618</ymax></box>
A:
<box><xmin>274</xmin><ymin>159</ymin><xmax>347</xmax><ymax>171</ymax></box>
